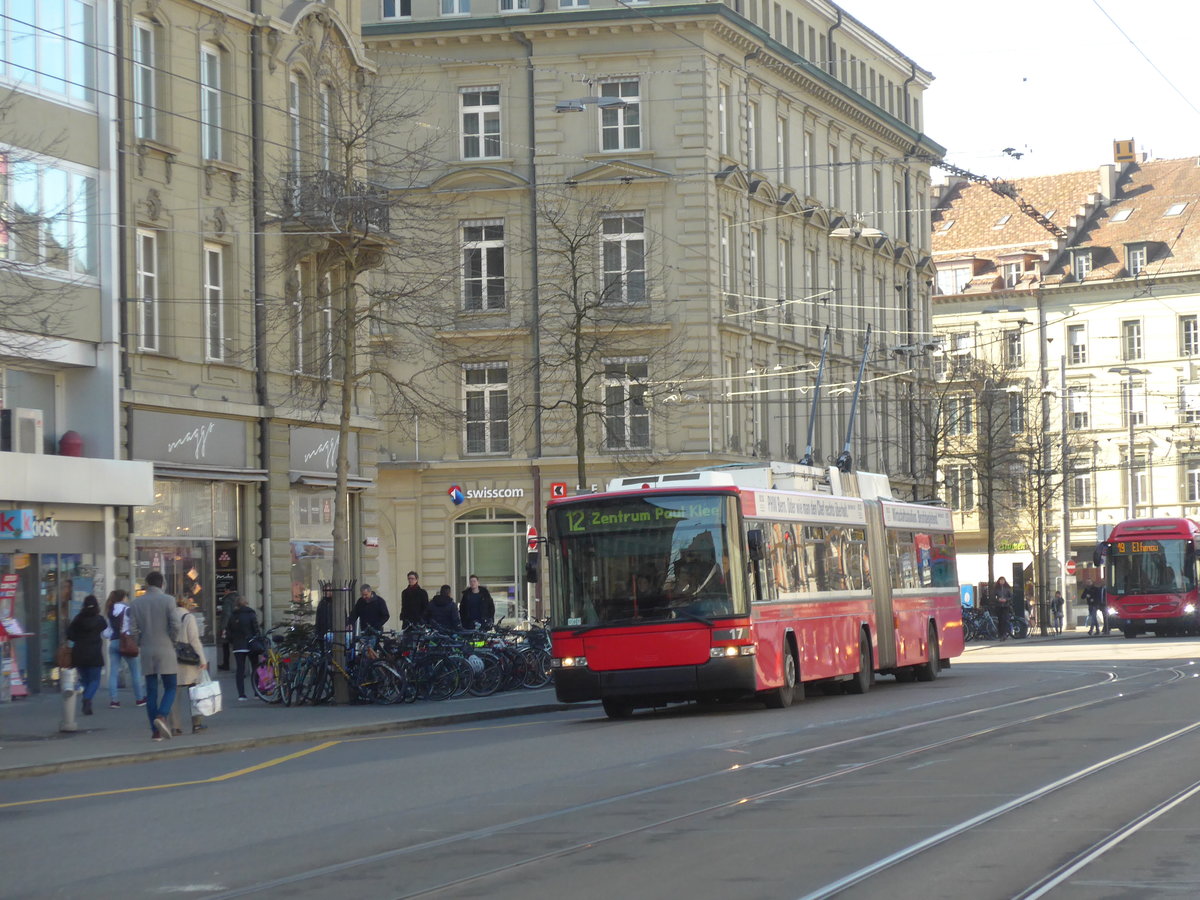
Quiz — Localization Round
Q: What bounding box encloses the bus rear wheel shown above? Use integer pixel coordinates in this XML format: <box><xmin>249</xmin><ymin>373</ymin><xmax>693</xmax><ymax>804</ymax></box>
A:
<box><xmin>846</xmin><ymin>631</ymin><xmax>873</xmax><ymax>695</ymax></box>
<box><xmin>1124</xmin><ymin>626</ymin><xmax>1137</xmax><ymax>639</ymax></box>
<box><xmin>915</xmin><ymin>625</ymin><xmax>941</xmax><ymax>682</ymax></box>
<box><xmin>763</xmin><ymin>646</ymin><xmax>797</xmax><ymax>709</ymax></box>
<box><xmin>602</xmin><ymin>697</ymin><xmax>634</xmax><ymax>719</ymax></box>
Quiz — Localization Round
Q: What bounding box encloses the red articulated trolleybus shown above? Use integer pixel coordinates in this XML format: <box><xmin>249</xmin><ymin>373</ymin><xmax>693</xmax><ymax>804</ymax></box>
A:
<box><xmin>1096</xmin><ymin>517</ymin><xmax>1200</xmax><ymax>638</ymax></box>
<box><xmin>545</xmin><ymin>463</ymin><xmax>963</xmax><ymax>718</ymax></box>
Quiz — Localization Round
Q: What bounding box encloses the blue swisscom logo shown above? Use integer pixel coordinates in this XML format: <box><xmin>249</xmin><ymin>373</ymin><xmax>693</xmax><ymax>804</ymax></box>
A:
<box><xmin>448</xmin><ymin>485</ymin><xmax>465</xmax><ymax>505</ymax></box>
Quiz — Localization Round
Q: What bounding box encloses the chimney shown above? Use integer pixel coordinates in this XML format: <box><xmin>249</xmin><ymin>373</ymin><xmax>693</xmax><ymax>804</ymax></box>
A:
<box><xmin>1098</xmin><ymin>164</ymin><xmax>1116</xmax><ymax>202</ymax></box>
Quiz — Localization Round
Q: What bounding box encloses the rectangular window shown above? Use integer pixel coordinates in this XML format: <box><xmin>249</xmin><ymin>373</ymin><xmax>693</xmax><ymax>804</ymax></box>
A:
<box><xmin>603</xmin><ymin>359</ymin><xmax>649</xmax><ymax>450</ymax></box>
<box><xmin>747</xmin><ymin>226</ymin><xmax>763</xmax><ymax>304</ymax></box>
<box><xmin>803</xmin><ymin>131</ymin><xmax>815</xmax><ymax>197</ymax></box>
<box><xmin>1071</xmin><ymin>460</ymin><xmax>1092</xmax><ymax>506</ymax></box>
<box><xmin>778</xmin><ymin>238</ymin><xmax>792</xmax><ymax>313</ymax></box>
<box><xmin>132</xmin><ymin>20</ymin><xmax>156</xmax><ymax>140</ymax></box>
<box><xmin>318</xmin><ymin>85</ymin><xmax>333</xmax><ymax>170</ymax></box>
<box><xmin>462</xmin><ymin>219</ymin><xmax>505</xmax><ymax>310</ymax></box>
<box><xmin>1181</xmin><ymin>315</ymin><xmax>1199</xmax><ymax>357</ymax></box>
<box><xmin>717</xmin><ymin>84</ymin><xmax>730</xmax><ymax>156</ymax></box>
<box><xmin>460</xmin><ymin>87</ymin><xmax>500</xmax><ymax>160</ymax></box>
<box><xmin>1068</xmin><ymin>324</ymin><xmax>1087</xmax><ymax>364</ymax></box>
<box><xmin>1008</xmin><ymin>393</ymin><xmax>1025</xmax><ymax>434</ymax></box>
<box><xmin>945</xmin><ymin>465</ymin><xmax>975</xmax><ymax>511</ymax></box>
<box><xmin>1186</xmin><ymin>459</ymin><xmax>1200</xmax><ymax>503</ymax></box>
<box><xmin>1121</xmin><ymin>380</ymin><xmax>1146</xmax><ymax>427</ymax></box>
<box><xmin>1133</xmin><ymin>461</ymin><xmax>1149</xmax><ymax>507</ymax></box>
<box><xmin>776</xmin><ymin>115</ymin><xmax>789</xmax><ymax>183</ymax></box>
<box><xmin>600</xmin><ymin>79</ymin><xmax>640</xmax><ymax>151</ymax></box>
<box><xmin>136</xmin><ymin>230</ymin><xmax>158</xmax><ymax>351</ymax></box>
<box><xmin>936</xmin><ymin>264</ymin><xmax>971</xmax><ymax>295</ymax></box>
<box><xmin>601</xmin><ymin>212</ymin><xmax>645</xmax><ymax>303</ymax></box>
<box><xmin>1179</xmin><ymin>383</ymin><xmax>1200</xmax><ymax>424</ymax></box>
<box><xmin>1</xmin><ymin>151</ymin><xmax>97</xmax><ymax>276</ymax></box>
<box><xmin>200</xmin><ymin>45</ymin><xmax>222</xmax><ymax>160</ymax></box>
<box><xmin>1072</xmin><ymin>251</ymin><xmax>1092</xmax><ymax>281</ymax></box>
<box><xmin>1127</xmin><ymin>245</ymin><xmax>1147</xmax><ymax>276</ymax></box>
<box><xmin>464</xmin><ymin>364</ymin><xmax>509</xmax><ymax>454</ymax></box>
<box><xmin>441</xmin><ymin>0</ymin><xmax>471</xmax><ymax>14</ymax></box>
<box><xmin>828</xmin><ymin>142</ymin><xmax>839</xmax><ymax>207</ymax></box>
<box><xmin>559</xmin><ymin>0</ymin><xmax>589</xmax><ymax>7</ymax></box>
<box><xmin>1068</xmin><ymin>385</ymin><xmax>1090</xmax><ymax>429</ymax></box>
<box><xmin>499</xmin><ymin>0</ymin><xmax>530</xmax><ymax>9</ymax></box>
<box><xmin>2</xmin><ymin>0</ymin><xmax>96</xmax><ymax>103</ymax></box>
<box><xmin>945</xmin><ymin>395</ymin><xmax>973</xmax><ymax>436</ymax></box>
<box><xmin>203</xmin><ymin>244</ymin><xmax>224</xmax><ymax>362</ymax></box>
<box><xmin>1005</xmin><ymin>329</ymin><xmax>1023</xmax><ymax>367</ymax></box>
<box><xmin>747</xmin><ymin>101</ymin><xmax>760</xmax><ymax>170</ymax></box>
<box><xmin>1001</xmin><ymin>261</ymin><xmax>1021</xmax><ymax>288</ymax></box>
<box><xmin>720</xmin><ymin>215</ymin><xmax>734</xmax><ymax>305</ymax></box>
<box><xmin>382</xmin><ymin>0</ymin><xmax>412</xmax><ymax>16</ymax></box>
<box><xmin>1121</xmin><ymin>319</ymin><xmax>1142</xmax><ymax>361</ymax></box>
<box><xmin>288</xmin><ymin>77</ymin><xmax>303</xmax><ymax>172</ymax></box>
<box><xmin>290</xmin><ymin>265</ymin><xmax>305</xmax><ymax>374</ymax></box>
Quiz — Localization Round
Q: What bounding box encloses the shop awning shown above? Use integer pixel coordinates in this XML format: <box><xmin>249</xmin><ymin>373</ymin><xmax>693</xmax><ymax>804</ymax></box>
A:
<box><xmin>154</xmin><ymin>465</ymin><xmax>268</xmax><ymax>482</ymax></box>
<box><xmin>289</xmin><ymin>473</ymin><xmax>374</xmax><ymax>490</ymax></box>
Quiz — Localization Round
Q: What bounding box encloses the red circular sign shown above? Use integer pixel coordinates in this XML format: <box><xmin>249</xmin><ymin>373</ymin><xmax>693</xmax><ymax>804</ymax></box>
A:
<box><xmin>1065</xmin><ymin>559</ymin><xmax>1077</xmax><ymax>575</ymax></box>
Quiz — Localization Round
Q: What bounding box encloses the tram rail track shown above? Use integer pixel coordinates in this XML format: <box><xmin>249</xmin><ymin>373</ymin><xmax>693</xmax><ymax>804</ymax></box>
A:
<box><xmin>203</xmin><ymin>661</ymin><xmax>1193</xmax><ymax>899</ymax></box>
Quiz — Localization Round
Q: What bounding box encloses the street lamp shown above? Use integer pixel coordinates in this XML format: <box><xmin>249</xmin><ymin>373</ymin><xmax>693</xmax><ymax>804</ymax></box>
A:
<box><xmin>1108</xmin><ymin>366</ymin><xmax>1149</xmax><ymax>519</ymax></box>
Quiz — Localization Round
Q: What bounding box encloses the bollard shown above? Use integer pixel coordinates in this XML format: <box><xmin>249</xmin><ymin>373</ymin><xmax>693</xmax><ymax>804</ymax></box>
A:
<box><xmin>59</xmin><ymin>668</ymin><xmax>81</xmax><ymax>733</ymax></box>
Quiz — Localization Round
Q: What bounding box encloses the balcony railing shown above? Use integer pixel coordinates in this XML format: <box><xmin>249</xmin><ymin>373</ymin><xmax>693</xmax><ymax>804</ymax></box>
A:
<box><xmin>282</xmin><ymin>170</ymin><xmax>390</xmax><ymax>235</ymax></box>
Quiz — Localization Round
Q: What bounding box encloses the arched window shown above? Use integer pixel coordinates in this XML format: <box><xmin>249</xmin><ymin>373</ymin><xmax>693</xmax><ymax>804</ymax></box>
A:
<box><xmin>453</xmin><ymin>506</ymin><xmax>528</xmax><ymax>622</ymax></box>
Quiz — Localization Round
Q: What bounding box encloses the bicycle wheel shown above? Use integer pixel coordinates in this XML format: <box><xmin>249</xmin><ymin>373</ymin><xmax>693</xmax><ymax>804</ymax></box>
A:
<box><xmin>251</xmin><ymin>654</ymin><xmax>282</xmax><ymax>704</ymax></box>
<box><xmin>370</xmin><ymin>661</ymin><xmax>405</xmax><ymax>704</ymax></box>
<box><xmin>521</xmin><ymin>648</ymin><xmax>552</xmax><ymax>688</ymax></box>
<box><xmin>425</xmin><ymin>657</ymin><xmax>458</xmax><ymax>701</ymax></box>
<box><xmin>467</xmin><ymin>651</ymin><xmax>503</xmax><ymax>697</ymax></box>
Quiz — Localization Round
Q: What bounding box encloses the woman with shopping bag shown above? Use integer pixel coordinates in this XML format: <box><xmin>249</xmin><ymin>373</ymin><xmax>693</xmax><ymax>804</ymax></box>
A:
<box><xmin>168</xmin><ymin>597</ymin><xmax>209</xmax><ymax>734</ymax></box>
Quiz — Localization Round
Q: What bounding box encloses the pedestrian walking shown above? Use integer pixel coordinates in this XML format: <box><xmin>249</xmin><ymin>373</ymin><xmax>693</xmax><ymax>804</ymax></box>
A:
<box><xmin>459</xmin><ymin>575</ymin><xmax>495</xmax><ymax>630</ymax></box>
<box><xmin>1051</xmin><ymin>590</ymin><xmax>1065</xmax><ymax>635</ymax></box>
<box><xmin>349</xmin><ymin>584</ymin><xmax>390</xmax><ymax>633</ymax></box>
<box><xmin>67</xmin><ymin>595</ymin><xmax>106</xmax><ymax>716</ymax></box>
<box><xmin>128</xmin><ymin>571</ymin><xmax>179</xmax><ymax>742</ymax></box>
<box><xmin>168</xmin><ymin>596</ymin><xmax>208</xmax><ymax>735</ymax></box>
<box><xmin>224</xmin><ymin>592</ymin><xmax>260</xmax><ymax>701</ymax></box>
<box><xmin>993</xmin><ymin>576</ymin><xmax>1013</xmax><ymax>641</ymax></box>
<box><xmin>1082</xmin><ymin>583</ymin><xmax>1102</xmax><ymax>635</ymax></box>
<box><xmin>427</xmin><ymin>585</ymin><xmax>462</xmax><ymax>631</ymax></box>
<box><xmin>103</xmin><ymin>589</ymin><xmax>146</xmax><ymax>708</ymax></box>
<box><xmin>400</xmin><ymin>572</ymin><xmax>429</xmax><ymax>629</ymax></box>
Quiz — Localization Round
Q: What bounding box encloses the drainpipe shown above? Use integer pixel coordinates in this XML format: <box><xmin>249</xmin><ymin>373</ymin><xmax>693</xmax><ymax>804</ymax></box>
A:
<box><xmin>902</xmin><ymin>63</ymin><xmax>916</xmax><ymax>126</ymax></box>
<box><xmin>826</xmin><ymin>11</ymin><xmax>843</xmax><ymax>78</ymax></box>
<box><xmin>250</xmin><ymin>1</ymin><xmax>272</xmax><ymax>622</ymax></box>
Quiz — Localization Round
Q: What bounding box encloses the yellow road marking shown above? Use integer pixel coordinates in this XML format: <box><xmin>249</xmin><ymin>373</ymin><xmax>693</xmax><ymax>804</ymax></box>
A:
<box><xmin>1</xmin><ymin>719</ymin><xmax>545</xmax><ymax>809</ymax></box>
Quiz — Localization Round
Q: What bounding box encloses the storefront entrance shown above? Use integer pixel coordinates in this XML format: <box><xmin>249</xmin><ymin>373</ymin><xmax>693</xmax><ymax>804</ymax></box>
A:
<box><xmin>453</xmin><ymin>507</ymin><xmax>529</xmax><ymax>623</ymax></box>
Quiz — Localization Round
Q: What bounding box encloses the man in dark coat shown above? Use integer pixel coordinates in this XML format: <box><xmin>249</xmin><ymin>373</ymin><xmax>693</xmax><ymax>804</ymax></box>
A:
<box><xmin>427</xmin><ymin>585</ymin><xmax>462</xmax><ymax>631</ymax></box>
<box><xmin>349</xmin><ymin>584</ymin><xmax>389</xmax><ymax>632</ymax></box>
<box><xmin>459</xmin><ymin>575</ymin><xmax>495</xmax><ymax>629</ymax></box>
<box><xmin>399</xmin><ymin>571</ymin><xmax>429</xmax><ymax>629</ymax></box>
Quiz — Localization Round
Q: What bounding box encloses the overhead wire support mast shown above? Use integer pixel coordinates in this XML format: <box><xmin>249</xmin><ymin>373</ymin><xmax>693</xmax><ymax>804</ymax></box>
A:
<box><xmin>906</xmin><ymin>148</ymin><xmax>1067</xmax><ymax>240</ymax></box>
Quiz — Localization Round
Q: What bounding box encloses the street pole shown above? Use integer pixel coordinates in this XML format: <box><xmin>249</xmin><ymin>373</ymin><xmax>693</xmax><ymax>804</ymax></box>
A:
<box><xmin>1060</xmin><ymin>354</ymin><xmax>1072</xmax><ymax>631</ymax></box>
<box><xmin>1126</xmin><ymin>368</ymin><xmax>1136</xmax><ymax>519</ymax></box>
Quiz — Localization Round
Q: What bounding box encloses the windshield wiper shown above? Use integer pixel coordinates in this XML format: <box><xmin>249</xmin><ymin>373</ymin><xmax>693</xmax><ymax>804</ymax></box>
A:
<box><xmin>670</xmin><ymin>609</ymin><xmax>714</xmax><ymax>626</ymax></box>
<box><xmin>572</xmin><ymin>617</ymin><xmax>638</xmax><ymax>635</ymax></box>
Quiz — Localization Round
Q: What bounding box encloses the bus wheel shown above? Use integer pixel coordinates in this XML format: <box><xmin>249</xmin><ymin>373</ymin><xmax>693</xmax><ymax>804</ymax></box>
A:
<box><xmin>602</xmin><ymin>698</ymin><xmax>633</xmax><ymax>719</ymax></box>
<box><xmin>846</xmin><ymin>631</ymin><xmax>873</xmax><ymax>695</ymax></box>
<box><xmin>915</xmin><ymin>625</ymin><xmax>940</xmax><ymax>682</ymax></box>
<box><xmin>1123</xmin><ymin>626</ymin><xmax>1137</xmax><ymax>640</ymax></box>
<box><xmin>763</xmin><ymin>646</ymin><xmax>797</xmax><ymax>709</ymax></box>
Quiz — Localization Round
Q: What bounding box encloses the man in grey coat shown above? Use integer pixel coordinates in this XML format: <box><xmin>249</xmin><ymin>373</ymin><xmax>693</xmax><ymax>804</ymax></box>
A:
<box><xmin>128</xmin><ymin>571</ymin><xmax>179</xmax><ymax>741</ymax></box>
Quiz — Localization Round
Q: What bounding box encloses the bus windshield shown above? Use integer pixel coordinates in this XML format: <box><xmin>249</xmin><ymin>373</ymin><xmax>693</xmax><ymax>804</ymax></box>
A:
<box><xmin>547</xmin><ymin>493</ymin><xmax>743</xmax><ymax>627</ymax></box>
<box><xmin>1107</xmin><ymin>538</ymin><xmax>1196</xmax><ymax>596</ymax></box>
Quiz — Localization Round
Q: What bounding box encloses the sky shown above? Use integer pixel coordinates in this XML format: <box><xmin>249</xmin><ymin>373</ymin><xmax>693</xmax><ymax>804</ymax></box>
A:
<box><xmin>837</xmin><ymin>0</ymin><xmax>1200</xmax><ymax>180</ymax></box>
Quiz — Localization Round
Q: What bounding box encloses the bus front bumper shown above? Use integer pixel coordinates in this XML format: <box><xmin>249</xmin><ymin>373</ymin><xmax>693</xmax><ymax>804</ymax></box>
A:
<box><xmin>553</xmin><ymin>656</ymin><xmax>758</xmax><ymax>703</ymax></box>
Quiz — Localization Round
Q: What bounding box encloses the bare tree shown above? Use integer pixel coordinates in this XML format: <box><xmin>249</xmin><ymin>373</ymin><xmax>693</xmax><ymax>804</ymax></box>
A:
<box><xmin>524</xmin><ymin>187</ymin><xmax>699</xmax><ymax>490</ymax></box>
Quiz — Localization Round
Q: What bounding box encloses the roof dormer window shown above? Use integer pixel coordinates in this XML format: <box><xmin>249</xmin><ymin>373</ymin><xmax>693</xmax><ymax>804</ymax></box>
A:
<box><xmin>994</xmin><ymin>214</ymin><xmax>1011</xmax><ymax>228</ymax></box>
<box><xmin>1126</xmin><ymin>243</ymin><xmax>1148</xmax><ymax>276</ymax></box>
<box><xmin>1071</xmin><ymin>249</ymin><xmax>1092</xmax><ymax>281</ymax></box>
<box><xmin>1110</xmin><ymin>207</ymin><xmax>1133</xmax><ymax>222</ymax></box>
<box><xmin>938</xmin><ymin>219</ymin><xmax>955</xmax><ymax>232</ymax></box>
<box><xmin>1165</xmin><ymin>202</ymin><xmax>1187</xmax><ymax>217</ymax></box>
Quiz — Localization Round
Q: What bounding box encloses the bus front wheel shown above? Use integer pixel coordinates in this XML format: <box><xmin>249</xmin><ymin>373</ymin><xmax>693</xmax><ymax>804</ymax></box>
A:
<box><xmin>763</xmin><ymin>646</ymin><xmax>797</xmax><ymax>709</ymax></box>
<box><xmin>846</xmin><ymin>631</ymin><xmax>873</xmax><ymax>695</ymax></box>
<box><xmin>602</xmin><ymin>697</ymin><xmax>634</xmax><ymax>719</ymax></box>
<box><xmin>915</xmin><ymin>625</ymin><xmax>941</xmax><ymax>682</ymax></box>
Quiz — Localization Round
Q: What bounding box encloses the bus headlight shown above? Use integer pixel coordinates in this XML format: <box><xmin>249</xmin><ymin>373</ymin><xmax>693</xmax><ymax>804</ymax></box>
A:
<box><xmin>1185</xmin><ymin>604</ymin><xmax>1196</xmax><ymax>615</ymax></box>
<box><xmin>553</xmin><ymin>656</ymin><xmax>587</xmax><ymax>668</ymax></box>
<box><xmin>710</xmin><ymin>645</ymin><xmax>756</xmax><ymax>658</ymax></box>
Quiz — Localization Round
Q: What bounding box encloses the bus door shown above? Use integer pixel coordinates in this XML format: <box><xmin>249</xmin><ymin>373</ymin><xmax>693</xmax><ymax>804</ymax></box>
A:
<box><xmin>863</xmin><ymin>499</ymin><xmax>897</xmax><ymax>670</ymax></box>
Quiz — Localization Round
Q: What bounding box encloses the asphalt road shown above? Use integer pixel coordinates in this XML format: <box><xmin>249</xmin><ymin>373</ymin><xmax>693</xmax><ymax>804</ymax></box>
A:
<box><xmin>7</xmin><ymin>635</ymin><xmax>1200</xmax><ymax>899</ymax></box>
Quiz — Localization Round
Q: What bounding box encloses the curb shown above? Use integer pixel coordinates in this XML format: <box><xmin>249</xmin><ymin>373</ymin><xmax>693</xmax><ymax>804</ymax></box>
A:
<box><xmin>0</xmin><ymin>701</ymin><xmax>587</xmax><ymax>781</ymax></box>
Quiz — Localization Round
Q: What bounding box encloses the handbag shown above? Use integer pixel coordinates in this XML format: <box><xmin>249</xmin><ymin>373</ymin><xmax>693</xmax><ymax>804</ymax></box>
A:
<box><xmin>119</xmin><ymin>631</ymin><xmax>140</xmax><ymax>658</ymax></box>
<box><xmin>175</xmin><ymin>641</ymin><xmax>202</xmax><ymax>666</ymax></box>
<box><xmin>56</xmin><ymin>643</ymin><xmax>73</xmax><ymax>669</ymax></box>
<box><xmin>190</xmin><ymin>669</ymin><xmax>222</xmax><ymax>717</ymax></box>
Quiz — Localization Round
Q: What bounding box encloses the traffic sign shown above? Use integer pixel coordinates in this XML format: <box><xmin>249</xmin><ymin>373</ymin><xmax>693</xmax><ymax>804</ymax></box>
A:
<box><xmin>1065</xmin><ymin>558</ymin><xmax>1077</xmax><ymax>576</ymax></box>
<box><xmin>550</xmin><ymin>482</ymin><xmax>568</xmax><ymax>499</ymax></box>
<box><xmin>526</xmin><ymin>526</ymin><xmax>539</xmax><ymax>551</ymax></box>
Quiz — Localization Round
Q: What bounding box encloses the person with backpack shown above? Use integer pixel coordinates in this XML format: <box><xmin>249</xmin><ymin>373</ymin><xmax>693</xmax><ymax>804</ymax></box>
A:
<box><xmin>104</xmin><ymin>589</ymin><xmax>146</xmax><ymax>708</ymax></box>
<box><xmin>67</xmin><ymin>595</ymin><xmax>107</xmax><ymax>716</ymax></box>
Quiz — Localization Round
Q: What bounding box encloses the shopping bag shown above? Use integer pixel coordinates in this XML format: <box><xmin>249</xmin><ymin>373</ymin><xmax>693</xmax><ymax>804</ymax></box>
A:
<box><xmin>190</xmin><ymin>670</ymin><xmax>223</xmax><ymax>717</ymax></box>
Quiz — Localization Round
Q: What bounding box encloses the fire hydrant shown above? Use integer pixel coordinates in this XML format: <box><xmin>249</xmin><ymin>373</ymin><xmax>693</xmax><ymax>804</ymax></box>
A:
<box><xmin>60</xmin><ymin>667</ymin><xmax>80</xmax><ymax>733</ymax></box>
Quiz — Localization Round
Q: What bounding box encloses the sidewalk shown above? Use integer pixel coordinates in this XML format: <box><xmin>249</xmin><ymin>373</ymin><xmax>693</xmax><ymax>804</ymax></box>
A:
<box><xmin>0</xmin><ymin>669</ymin><xmax>577</xmax><ymax>780</ymax></box>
